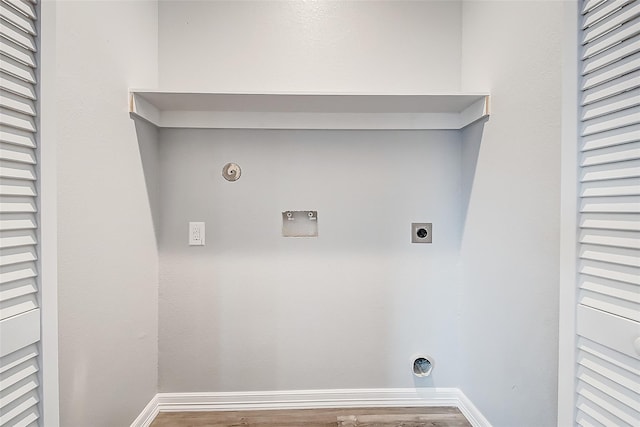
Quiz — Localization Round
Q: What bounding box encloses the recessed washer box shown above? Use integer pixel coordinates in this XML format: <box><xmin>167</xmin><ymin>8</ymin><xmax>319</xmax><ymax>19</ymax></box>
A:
<box><xmin>282</xmin><ymin>211</ymin><xmax>318</xmax><ymax>237</ymax></box>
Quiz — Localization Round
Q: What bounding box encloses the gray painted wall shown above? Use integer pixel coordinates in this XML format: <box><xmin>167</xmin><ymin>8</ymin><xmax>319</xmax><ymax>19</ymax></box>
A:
<box><xmin>154</xmin><ymin>1</ymin><xmax>564</xmax><ymax>425</ymax></box>
<box><xmin>158</xmin><ymin>129</ymin><xmax>464</xmax><ymax>391</ymax></box>
<box><xmin>158</xmin><ymin>0</ymin><xmax>462</xmax><ymax>92</ymax></box>
<box><xmin>156</xmin><ymin>0</ymin><xmax>468</xmax><ymax>393</ymax></box>
<box><xmin>459</xmin><ymin>2</ymin><xmax>562</xmax><ymax>426</ymax></box>
<box><xmin>49</xmin><ymin>1</ymin><xmax>563</xmax><ymax>426</ymax></box>
<box><xmin>54</xmin><ymin>2</ymin><xmax>159</xmax><ymax>426</ymax></box>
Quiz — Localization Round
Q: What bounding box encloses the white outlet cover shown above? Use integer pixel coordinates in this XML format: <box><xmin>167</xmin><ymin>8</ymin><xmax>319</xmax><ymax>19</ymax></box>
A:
<box><xmin>189</xmin><ymin>222</ymin><xmax>205</xmax><ymax>246</ymax></box>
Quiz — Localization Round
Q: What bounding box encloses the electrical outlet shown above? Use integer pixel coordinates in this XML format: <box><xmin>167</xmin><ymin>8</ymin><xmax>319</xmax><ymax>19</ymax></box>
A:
<box><xmin>189</xmin><ymin>222</ymin><xmax>205</xmax><ymax>246</ymax></box>
<box><xmin>411</xmin><ymin>223</ymin><xmax>432</xmax><ymax>243</ymax></box>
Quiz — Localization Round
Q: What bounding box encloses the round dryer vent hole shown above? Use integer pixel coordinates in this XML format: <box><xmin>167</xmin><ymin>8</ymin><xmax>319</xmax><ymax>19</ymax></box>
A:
<box><xmin>412</xmin><ymin>355</ymin><xmax>434</xmax><ymax>377</ymax></box>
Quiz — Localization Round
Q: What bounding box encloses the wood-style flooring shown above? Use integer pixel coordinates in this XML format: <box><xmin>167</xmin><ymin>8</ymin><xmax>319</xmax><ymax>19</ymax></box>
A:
<box><xmin>149</xmin><ymin>407</ymin><xmax>471</xmax><ymax>427</ymax></box>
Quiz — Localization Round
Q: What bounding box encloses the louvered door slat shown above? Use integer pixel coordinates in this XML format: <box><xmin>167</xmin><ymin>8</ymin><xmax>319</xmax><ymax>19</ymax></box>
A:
<box><xmin>0</xmin><ymin>359</ymin><xmax>37</xmax><ymax>394</ymax></box>
<box><xmin>10</xmin><ymin>412</ymin><xmax>39</xmax><ymax>427</ymax></box>
<box><xmin>581</xmin><ymin>107</ymin><xmax>640</xmax><ymax>136</ymax></box>
<box><xmin>2</xmin><ymin>1</ymin><xmax>37</xmax><ymax>21</ymax></box>
<box><xmin>0</xmin><ymin>179</ymin><xmax>36</xmax><ymax>198</ymax></box>
<box><xmin>0</xmin><ymin>390</ymin><xmax>39</xmax><ymax>426</ymax></box>
<box><xmin>581</xmin><ymin>52</ymin><xmax>640</xmax><ymax>91</ymax></box>
<box><xmin>580</xmin><ymin>228</ymin><xmax>639</xmax><ymax>249</ymax></box>
<box><xmin>583</xmin><ymin>90</ymin><xmax>640</xmax><ymax>122</ymax></box>
<box><xmin>0</xmin><ymin>3</ymin><xmax>36</xmax><ymax>36</ymax></box>
<box><xmin>582</xmin><ymin>34</ymin><xmax>640</xmax><ymax>75</ymax></box>
<box><xmin>581</xmin><ymin>68</ymin><xmax>640</xmax><ymax>105</ymax></box>
<box><xmin>0</xmin><ymin>230</ymin><xmax>36</xmax><ymax>249</ymax></box>
<box><xmin>0</xmin><ymin>143</ymin><xmax>36</xmax><ymax>164</ymax></box>
<box><xmin>0</xmin><ymin>21</ymin><xmax>35</xmax><ymax>52</ymax></box>
<box><xmin>578</xmin><ymin>337</ymin><xmax>640</xmax><ymax>375</ymax></box>
<box><xmin>582</xmin><ymin>0</ymin><xmax>635</xmax><ymax>28</ymax></box>
<box><xmin>580</xmin><ymin>158</ymin><xmax>640</xmax><ymax>181</ymax></box>
<box><xmin>0</xmin><ymin>278</ymin><xmax>37</xmax><ymax>304</ymax></box>
<box><xmin>0</xmin><ymin>375</ymin><xmax>38</xmax><ymax>410</ymax></box>
<box><xmin>0</xmin><ymin>262</ymin><xmax>37</xmax><ymax>286</ymax></box>
<box><xmin>582</xmin><ymin>18</ymin><xmax>640</xmax><ymax>59</ymax></box>
<box><xmin>0</xmin><ymin>346</ymin><xmax>37</xmax><ymax>376</ymax></box>
<box><xmin>577</xmin><ymin>385</ymin><xmax>639</xmax><ymax>426</ymax></box>
<box><xmin>0</xmin><ymin>55</ymin><xmax>36</xmax><ymax>84</ymax></box>
<box><xmin>581</xmin><ymin>179</ymin><xmax>640</xmax><ymax>197</ymax></box>
<box><xmin>583</xmin><ymin>2</ymin><xmax>640</xmax><ymax>44</ymax></box>
<box><xmin>0</xmin><ymin>37</ymin><xmax>34</xmax><ymax>67</ymax></box>
<box><xmin>580</xmin><ymin>141</ymin><xmax>640</xmax><ymax>165</ymax></box>
<box><xmin>0</xmin><ymin>214</ymin><xmax>35</xmax><ymax>232</ymax></box>
<box><xmin>0</xmin><ymin>73</ymin><xmax>35</xmax><ymax>100</ymax></box>
<box><xmin>580</xmin><ymin>196</ymin><xmax>640</xmax><ymax>213</ymax></box>
<box><xmin>0</xmin><ymin>126</ymin><xmax>35</xmax><ymax>148</ymax></box>
<box><xmin>580</xmin><ymin>259</ymin><xmax>640</xmax><ymax>285</ymax></box>
<box><xmin>576</xmin><ymin>395</ymin><xmax>626</xmax><ymax>427</ymax></box>
<box><xmin>577</xmin><ymin>337</ymin><xmax>640</xmax><ymax>391</ymax></box>
<box><xmin>576</xmin><ymin>409</ymin><xmax>603</xmax><ymax>427</ymax></box>
<box><xmin>583</xmin><ymin>0</ymin><xmax>607</xmax><ymax>14</ymax></box>
<box><xmin>0</xmin><ymin>3</ymin><xmax>40</xmax><ymax>425</ymax></box>
<box><xmin>578</xmin><ymin>365</ymin><xmax>640</xmax><ymax>411</ymax></box>
<box><xmin>580</xmin><ymin>244</ymin><xmax>640</xmax><ymax>267</ymax></box>
<box><xmin>0</xmin><ymin>198</ymin><xmax>36</xmax><ymax>214</ymax></box>
<box><xmin>580</xmin><ymin>212</ymin><xmax>640</xmax><ymax>231</ymax></box>
<box><xmin>0</xmin><ymin>161</ymin><xmax>36</xmax><ymax>181</ymax></box>
<box><xmin>582</xmin><ymin>123</ymin><xmax>640</xmax><ymax>151</ymax></box>
<box><xmin>0</xmin><ymin>91</ymin><xmax>36</xmax><ymax>116</ymax></box>
<box><xmin>577</xmin><ymin>2</ymin><xmax>640</xmax><ymax>425</ymax></box>
<box><xmin>0</xmin><ymin>109</ymin><xmax>35</xmax><ymax>132</ymax></box>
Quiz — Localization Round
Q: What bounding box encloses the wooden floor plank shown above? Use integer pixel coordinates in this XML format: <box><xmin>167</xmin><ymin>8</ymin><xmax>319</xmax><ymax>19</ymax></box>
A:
<box><xmin>338</xmin><ymin>413</ymin><xmax>470</xmax><ymax>427</ymax></box>
<box><xmin>149</xmin><ymin>407</ymin><xmax>471</xmax><ymax>427</ymax></box>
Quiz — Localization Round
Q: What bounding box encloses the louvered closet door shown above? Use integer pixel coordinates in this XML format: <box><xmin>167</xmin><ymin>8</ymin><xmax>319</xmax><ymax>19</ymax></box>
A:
<box><xmin>577</xmin><ymin>1</ymin><xmax>640</xmax><ymax>426</ymax></box>
<box><xmin>0</xmin><ymin>0</ymin><xmax>40</xmax><ymax>426</ymax></box>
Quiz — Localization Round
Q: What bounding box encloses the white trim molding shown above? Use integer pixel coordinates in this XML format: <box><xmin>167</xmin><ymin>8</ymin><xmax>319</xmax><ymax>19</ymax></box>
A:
<box><xmin>558</xmin><ymin>1</ymin><xmax>579</xmax><ymax>426</ymax></box>
<box><xmin>456</xmin><ymin>389</ymin><xmax>492</xmax><ymax>427</ymax></box>
<box><xmin>130</xmin><ymin>388</ymin><xmax>491</xmax><ymax>427</ymax></box>
<box><xmin>40</xmin><ymin>1</ymin><xmax>61</xmax><ymax>426</ymax></box>
<box><xmin>130</xmin><ymin>394</ymin><xmax>159</xmax><ymax>427</ymax></box>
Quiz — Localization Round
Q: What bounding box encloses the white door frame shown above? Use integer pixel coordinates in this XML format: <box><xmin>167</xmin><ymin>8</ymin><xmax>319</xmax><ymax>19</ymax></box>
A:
<box><xmin>40</xmin><ymin>1</ymin><xmax>60</xmax><ymax>426</ymax></box>
<box><xmin>558</xmin><ymin>1</ymin><xmax>579</xmax><ymax>426</ymax></box>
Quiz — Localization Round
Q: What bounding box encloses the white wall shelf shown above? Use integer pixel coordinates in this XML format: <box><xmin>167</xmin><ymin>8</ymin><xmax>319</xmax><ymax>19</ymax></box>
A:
<box><xmin>128</xmin><ymin>90</ymin><xmax>490</xmax><ymax>130</ymax></box>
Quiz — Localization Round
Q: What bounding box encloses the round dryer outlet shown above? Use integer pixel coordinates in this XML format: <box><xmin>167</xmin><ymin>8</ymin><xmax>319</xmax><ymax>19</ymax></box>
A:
<box><xmin>411</xmin><ymin>223</ymin><xmax>432</xmax><ymax>243</ymax></box>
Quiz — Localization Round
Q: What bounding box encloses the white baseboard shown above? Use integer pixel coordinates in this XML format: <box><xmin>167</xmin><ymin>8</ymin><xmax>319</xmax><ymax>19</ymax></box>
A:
<box><xmin>130</xmin><ymin>388</ymin><xmax>491</xmax><ymax>427</ymax></box>
<box><xmin>157</xmin><ymin>388</ymin><xmax>461</xmax><ymax>411</ymax></box>
<box><xmin>129</xmin><ymin>394</ymin><xmax>159</xmax><ymax>427</ymax></box>
<box><xmin>456</xmin><ymin>390</ymin><xmax>492</xmax><ymax>427</ymax></box>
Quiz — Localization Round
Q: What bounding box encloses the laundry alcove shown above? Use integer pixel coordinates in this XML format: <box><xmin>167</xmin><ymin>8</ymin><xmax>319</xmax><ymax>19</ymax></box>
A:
<box><xmin>128</xmin><ymin>90</ymin><xmax>489</xmax><ymax>393</ymax></box>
